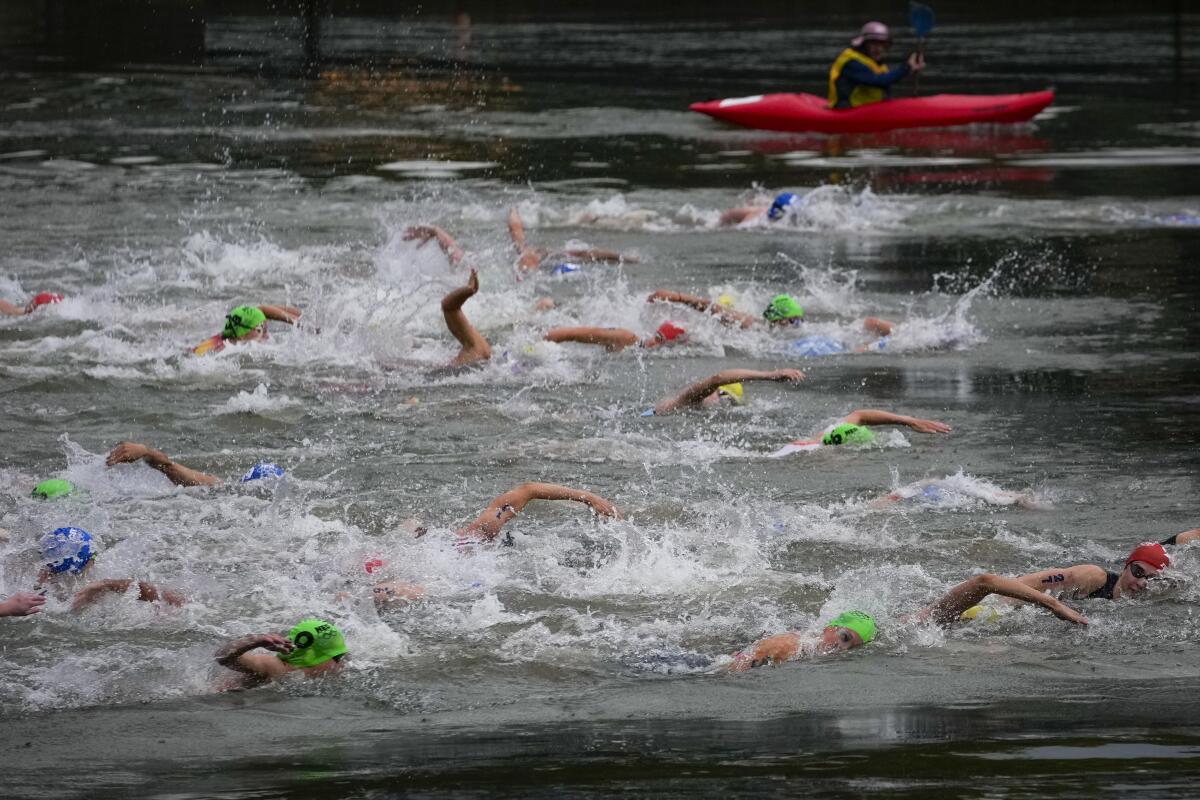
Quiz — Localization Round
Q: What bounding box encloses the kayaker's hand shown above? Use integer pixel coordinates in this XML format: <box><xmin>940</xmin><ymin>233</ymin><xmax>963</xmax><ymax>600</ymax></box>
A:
<box><xmin>908</xmin><ymin>52</ymin><xmax>926</xmax><ymax>72</ymax></box>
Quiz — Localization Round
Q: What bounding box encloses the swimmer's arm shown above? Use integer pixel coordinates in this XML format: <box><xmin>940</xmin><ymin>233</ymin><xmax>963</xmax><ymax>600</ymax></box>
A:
<box><xmin>544</xmin><ymin>326</ymin><xmax>639</xmax><ymax>351</ymax></box>
<box><xmin>863</xmin><ymin>317</ymin><xmax>896</xmax><ymax>336</ymax></box>
<box><xmin>105</xmin><ymin>442</ymin><xmax>221</xmax><ymax>487</ymax></box>
<box><xmin>647</xmin><ymin>290</ymin><xmax>757</xmax><ymax>328</ymax></box>
<box><xmin>71</xmin><ymin>579</ymin><xmax>185</xmax><ymax>610</ymax></box>
<box><xmin>557</xmin><ymin>247</ymin><xmax>637</xmax><ymax>264</ymax></box>
<box><xmin>656</xmin><ymin>368</ymin><xmax>804</xmax><ymax>414</ymax></box>
<box><xmin>841</xmin><ymin>409</ymin><xmax>951</xmax><ymax>434</ymax></box>
<box><xmin>507</xmin><ymin>207</ymin><xmax>529</xmax><ymax>252</ymax></box>
<box><xmin>728</xmin><ymin>632</ymin><xmax>802</xmax><ymax>671</ymax></box>
<box><xmin>460</xmin><ymin>482</ymin><xmax>620</xmax><ymax>540</ymax></box>
<box><xmin>0</xmin><ymin>592</ymin><xmax>46</xmax><ymax>617</ymax></box>
<box><xmin>1164</xmin><ymin>528</ymin><xmax>1200</xmax><ymax>546</ymax></box>
<box><xmin>215</xmin><ymin>634</ymin><xmax>295</xmax><ymax>678</ymax></box>
<box><xmin>925</xmin><ymin>573</ymin><xmax>1088</xmax><ymax>626</ymax></box>
<box><xmin>719</xmin><ymin>206</ymin><xmax>766</xmax><ymax>226</ymax></box>
<box><xmin>1015</xmin><ymin>565</ymin><xmax>1107</xmax><ymax>597</ymax></box>
<box><xmin>258</xmin><ymin>304</ymin><xmax>302</xmax><ymax>325</ymax></box>
<box><xmin>0</xmin><ymin>299</ymin><xmax>28</xmax><ymax>316</ymax></box>
<box><xmin>404</xmin><ymin>224</ymin><xmax>465</xmax><ymax>265</ymax></box>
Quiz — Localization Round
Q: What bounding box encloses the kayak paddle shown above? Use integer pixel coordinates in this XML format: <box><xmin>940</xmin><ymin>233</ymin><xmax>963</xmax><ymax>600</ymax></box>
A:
<box><xmin>909</xmin><ymin>2</ymin><xmax>935</xmax><ymax>96</ymax></box>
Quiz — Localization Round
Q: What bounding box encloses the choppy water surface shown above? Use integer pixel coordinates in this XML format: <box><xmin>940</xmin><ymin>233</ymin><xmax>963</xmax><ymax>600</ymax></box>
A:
<box><xmin>2</xmin><ymin>9</ymin><xmax>1200</xmax><ymax>798</ymax></box>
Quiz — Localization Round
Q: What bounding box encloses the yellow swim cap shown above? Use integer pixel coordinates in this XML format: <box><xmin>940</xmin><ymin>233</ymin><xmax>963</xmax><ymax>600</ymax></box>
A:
<box><xmin>717</xmin><ymin>294</ymin><xmax>736</xmax><ymax>309</ymax></box>
<box><xmin>717</xmin><ymin>382</ymin><xmax>744</xmax><ymax>405</ymax></box>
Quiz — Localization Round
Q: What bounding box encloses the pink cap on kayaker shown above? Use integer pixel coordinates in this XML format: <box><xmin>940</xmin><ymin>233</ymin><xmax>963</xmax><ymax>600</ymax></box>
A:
<box><xmin>31</xmin><ymin>292</ymin><xmax>64</xmax><ymax>308</ymax></box>
<box><xmin>851</xmin><ymin>21</ymin><xmax>891</xmax><ymax>47</ymax></box>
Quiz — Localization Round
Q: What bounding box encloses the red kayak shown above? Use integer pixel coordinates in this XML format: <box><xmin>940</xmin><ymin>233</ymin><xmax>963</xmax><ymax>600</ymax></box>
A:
<box><xmin>689</xmin><ymin>90</ymin><xmax>1055</xmax><ymax>134</ymax></box>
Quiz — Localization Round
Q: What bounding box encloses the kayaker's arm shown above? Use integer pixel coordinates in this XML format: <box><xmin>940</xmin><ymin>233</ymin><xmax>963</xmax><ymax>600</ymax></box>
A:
<box><xmin>842</xmin><ymin>58</ymin><xmax>912</xmax><ymax>89</ymax></box>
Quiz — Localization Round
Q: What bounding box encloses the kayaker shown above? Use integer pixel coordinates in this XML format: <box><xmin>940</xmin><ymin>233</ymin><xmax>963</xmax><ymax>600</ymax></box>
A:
<box><xmin>829</xmin><ymin>22</ymin><xmax>925</xmax><ymax>109</ymax></box>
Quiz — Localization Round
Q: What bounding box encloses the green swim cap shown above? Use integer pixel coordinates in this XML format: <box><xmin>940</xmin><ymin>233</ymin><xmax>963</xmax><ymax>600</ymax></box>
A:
<box><xmin>32</xmin><ymin>479</ymin><xmax>74</xmax><ymax>500</ymax></box>
<box><xmin>822</xmin><ymin>423</ymin><xmax>876</xmax><ymax>447</ymax></box>
<box><xmin>223</xmin><ymin>305</ymin><xmax>267</xmax><ymax>340</ymax></box>
<box><xmin>825</xmin><ymin>610</ymin><xmax>876</xmax><ymax>644</ymax></box>
<box><xmin>762</xmin><ymin>294</ymin><xmax>804</xmax><ymax>323</ymax></box>
<box><xmin>278</xmin><ymin>618</ymin><xmax>347</xmax><ymax>669</ymax></box>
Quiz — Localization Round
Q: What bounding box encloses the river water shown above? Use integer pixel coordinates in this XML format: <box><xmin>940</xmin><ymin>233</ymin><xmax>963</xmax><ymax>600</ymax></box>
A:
<box><xmin>2</xmin><ymin>8</ymin><xmax>1200</xmax><ymax>798</ymax></box>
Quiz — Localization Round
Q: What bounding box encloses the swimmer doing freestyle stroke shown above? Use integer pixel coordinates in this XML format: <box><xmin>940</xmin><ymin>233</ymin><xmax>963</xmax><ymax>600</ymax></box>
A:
<box><xmin>105</xmin><ymin>441</ymin><xmax>286</xmax><ymax>487</ymax></box>
<box><xmin>729</xmin><ymin>571</ymin><xmax>1086</xmax><ymax>671</ymax></box>
<box><xmin>193</xmin><ymin>302</ymin><xmax>303</xmax><ymax>356</ymax></box>
<box><xmin>214</xmin><ymin>618</ymin><xmax>347</xmax><ymax>689</ymax></box>
<box><xmin>647</xmin><ymin>290</ymin><xmax>895</xmax><ymax>348</ymax></box>
<box><xmin>768</xmin><ymin>408</ymin><xmax>950</xmax><ymax>457</ymax></box>
<box><xmin>644</xmin><ymin>367</ymin><xmax>805</xmax><ymax>416</ymax></box>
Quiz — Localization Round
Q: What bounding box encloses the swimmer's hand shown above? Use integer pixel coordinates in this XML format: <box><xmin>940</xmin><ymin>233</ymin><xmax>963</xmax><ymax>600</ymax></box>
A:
<box><xmin>583</xmin><ymin>494</ymin><xmax>621</xmax><ymax>520</ymax></box>
<box><xmin>403</xmin><ymin>224</ymin><xmax>440</xmax><ymax>245</ymax></box>
<box><xmin>1047</xmin><ymin>599</ymin><xmax>1089</xmax><ymax>626</ymax></box>
<box><xmin>0</xmin><ymin>592</ymin><xmax>46</xmax><ymax>617</ymax></box>
<box><xmin>257</xmin><ymin>634</ymin><xmax>296</xmax><ymax>654</ymax></box>
<box><xmin>465</xmin><ymin>267</ymin><xmax>479</xmax><ymax>295</ymax></box>
<box><xmin>106</xmin><ymin>441</ymin><xmax>153</xmax><ymax>465</ymax></box>
<box><xmin>770</xmin><ymin>369</ymin><xmax>805</xmax><ymax>382</ymax></box>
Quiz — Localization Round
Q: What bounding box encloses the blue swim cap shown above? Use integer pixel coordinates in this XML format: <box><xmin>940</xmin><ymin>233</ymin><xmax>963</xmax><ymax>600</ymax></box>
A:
<box><xmin>922</xmin><ymin>484</ymin><xmax>946</xmax><ymax>503</ymax></box>
<box><xmin>768</xmin><ymin>192</ymin><xmax>800</xmax><ymax>221</ymax></box>
<box><xmin>41</xmin><ymin>527</ymin><xmax>95</xmax><ymax>574</ymax></box>
<box><xmin>551</xmin><ymin>263</ymin><xmax>581</xmax><ymax>276</ymax></box>
<box><xmin>791</xmin><ymin>336</ymin><xmax>846</xmax><ymax>357</ymax></box>
<box><xmin>240</xmin><ymin>462</ymin><xmax>285</xmax><ymax>482</ymax></box>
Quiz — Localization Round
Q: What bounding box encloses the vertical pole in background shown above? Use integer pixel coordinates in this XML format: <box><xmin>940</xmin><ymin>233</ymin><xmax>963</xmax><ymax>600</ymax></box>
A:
<box><xmin>909</xmin><ymin>2</ymin><xmax>935</xmax><ymax>97</ymax></box>
<box><xmin>301</xmin><ymin>0</ymin><xmax>320</xmax><ymax>78</ymax></box>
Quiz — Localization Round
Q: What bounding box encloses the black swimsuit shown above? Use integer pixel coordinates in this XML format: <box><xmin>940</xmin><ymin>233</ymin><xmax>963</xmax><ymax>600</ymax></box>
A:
<box><xmin>1086</xmin><ymin>571</ymin><xmax>1120</xmax><ymax>600</ymax></box>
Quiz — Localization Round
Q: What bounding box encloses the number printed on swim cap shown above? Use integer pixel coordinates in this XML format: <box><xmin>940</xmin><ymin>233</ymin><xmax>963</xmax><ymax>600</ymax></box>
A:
<box><xmin>293</xmin><ymin>631</ymin><xmax>315</xmax><ymax>648</ymax></box>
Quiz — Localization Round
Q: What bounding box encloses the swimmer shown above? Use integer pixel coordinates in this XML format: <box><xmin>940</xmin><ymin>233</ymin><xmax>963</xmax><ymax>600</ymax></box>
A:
<box><xmin>768</xmin><ymin>409</ymin><xmax>950</xmax><ymax>457</ymax></box>
<box><xmin>105</xmin><ymin>440</ymin><xmax>285</xmax><ymax>487</ymax></box>
<box><xmin>872</xmin><ymin>476</ymin><xmax>1044</xmax><ymax>510</ymax></box>
<box><xmin>193</xmin><ymin>302</ymin><xmax>303</xmax><ymax>356</ymax></box>
<box><xmin>403</xmin><ymin>224</ymin><xmax>466</xmax><ymax>265</ymax></box>
<box><xmin>440</xmin><ymin>268</ymin><xmax>492</xmax><ymax>367</ymax></box>
<box><xmin>649</xmin><ymin>368</ymin><xmax>805</xmax><ymax>415</ymax></box>
<box><xmin>452</xmin><ymin>482</ymin><xmax>621</xmax><ymax>543</ymax></box>
<box><xmin>1011</xmin><ymin>542</ymin><xmax>1171</xmax><ymax>602</ymax></box>
<box><xmin>0</xmin><ymin>291</ymin><xmax>64</xmax><ymax>316</ymax></box>
<box><xmin>215</xmin><ymin>618</ymin><xmax>347</xmax><ymax>689</ymax></box>
<box><xmin>729</xmin><ymin>571</ymin><xmax>1087</xmax><ymax>670</ymax></box>
<box><xmin>647</xmin><ymin>289</ymin><xmax>896</xmax><ymax>337</ymax></box>
<box><xmin>0</xmin><ymin>593</ymin><xmax>46</xmax><ymax>617</ymax></box>
<box><xmin>509</xmin><ymin>207</ymin><xmax>636</xmax><ymax>274</ymax></box>
<box><xmin>33</xmin><ymin>526</ymin><xmax>181</xmax><ymax>609</ymax></box>
<box><xmin>544</xmin><ymin>321</ymin><xmax>687</xmax><ymax>352</ymax></box>
<box><xmin>719</xmin><ymin>191</ymin><xmax>805</xmax><ymax>227</ymax></box>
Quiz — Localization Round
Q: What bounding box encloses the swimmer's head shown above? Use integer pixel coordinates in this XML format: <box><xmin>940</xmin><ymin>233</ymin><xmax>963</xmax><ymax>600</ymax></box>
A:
<box><xmin>1122</xmin><ymin>542</ymin><xmax>1169</xmax><ymax>592</ymax></box>
<box><xmin>767</xmin><ymin>193</ymin><xmax>800</xmax><ymax>221</ymax></box>
<box><xmin>278</xmin><ymin>618</ymin><xmax>348</xmax><ymax>671</ymax></box>
<box><xmin>222</xmin><ymin>305</ymin><xmax>267</xmax><ymax>340</ymax></box>
<box><xmin>40</xmin><ymin>527</ymin><xmax>95</xmax><ymax>575</ymax></box>
<box><xmin>821</xmin><ymin>610</ymin><xmax>876</xmax><ymax>652</ymax></box>
<box><xmin>32</xmin><ymin>479</ymin><xmax>75</xmax><ymax>500</ymax></box>
<box><xmin>822</xmin><ymin>423</ymin><xmax>876</xmax><ymax>447</ymax></box>
<box><xmin>31</xmin><ymin>292</ymin><xmax>65</xmax><ymax>308</ymax></box>
<box><xmin>716</xmin><ymin>294</ymin><xmax>736</xmax><ymax>309</ymax></box>
<box><xmin>364</xmin><ymin>558</ymin><xmax>386</xmax><ymax>574</ymax></box>
<box><xmin>654</xmin><ymin>321</ymin><xmax>687</xmax><ymax>344</ymax></box>
<box><xmin>717</xmin><ymin>382</ymin><xmax>745</xmax><ymax>406</ymax></box>
<box><xmin>240</xmin><ymin>462</ymin><xmax>285</xmax><ymax>483</ymax></box>
<box><xmin>762</xmin><ymin>294</ymin><xmax>804</xmax><ymax>325</ymax></box>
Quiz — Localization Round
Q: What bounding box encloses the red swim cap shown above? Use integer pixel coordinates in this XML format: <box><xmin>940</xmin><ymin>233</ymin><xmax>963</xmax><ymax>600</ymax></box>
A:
<box><xmin>31</xmin><ymin>292</ymin><xmax>64</xmax><ymax>307</ymax></box>
<box><xmin>1125</xmin><ymin>542</ymin><xmax>1169</xmax><ymax>571</ymax></box>
<box><xmin>364</xmin><ymin>558</ymin><xmax>385</xmax><ymax>574</ymax></box>
<box><xmin>656</xmin><ymin>322</ymin><xmax>686</xmax><ymax>342</ymax></box>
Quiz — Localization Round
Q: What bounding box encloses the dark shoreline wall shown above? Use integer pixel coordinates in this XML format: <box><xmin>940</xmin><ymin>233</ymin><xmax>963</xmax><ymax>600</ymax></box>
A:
<box><xmin>1</xmin><ymin>0</ymin><xmax>1192</xmax><ymax>69</ymax></box>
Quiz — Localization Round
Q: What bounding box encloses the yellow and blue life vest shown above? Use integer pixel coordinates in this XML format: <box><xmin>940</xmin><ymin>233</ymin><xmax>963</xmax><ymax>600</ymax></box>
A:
<box><xmin>828</xmin><ymin>48</ymin><xmax>890</xmax><ymax>108</ymax></box>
